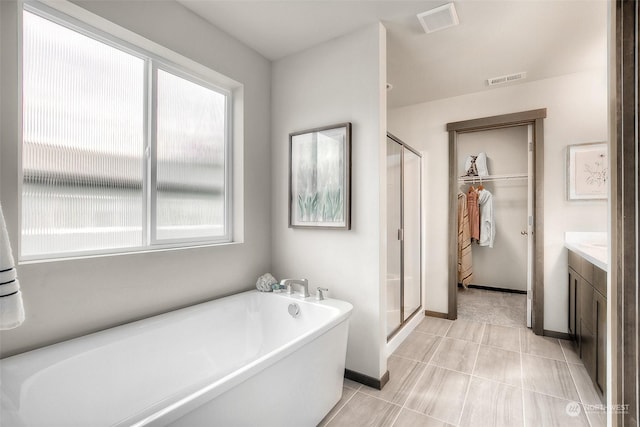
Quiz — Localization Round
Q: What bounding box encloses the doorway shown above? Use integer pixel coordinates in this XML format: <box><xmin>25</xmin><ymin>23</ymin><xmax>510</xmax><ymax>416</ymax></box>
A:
<box><xmin>447</xmin><ymin>109</ymin><xmax>546</xmax><ymax>335</ymax></box>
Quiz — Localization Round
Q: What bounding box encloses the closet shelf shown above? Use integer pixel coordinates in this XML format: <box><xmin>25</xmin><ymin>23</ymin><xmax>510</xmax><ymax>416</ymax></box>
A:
<box><xmin>458</xmin><ymin>173</ymin><xmax>528</xmax><ymax>182</ymax></box>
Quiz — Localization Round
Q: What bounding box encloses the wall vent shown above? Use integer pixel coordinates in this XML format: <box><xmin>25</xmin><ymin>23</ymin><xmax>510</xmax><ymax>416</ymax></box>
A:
<box><xmin>417</xmin><ymin>3</ymin><xmax>459</xmax><ymax>34</ymax></box>
<box><xmin>487</xmin><ymin>72</ymin><xmax>527</xmax><ymax>86</ymax></box>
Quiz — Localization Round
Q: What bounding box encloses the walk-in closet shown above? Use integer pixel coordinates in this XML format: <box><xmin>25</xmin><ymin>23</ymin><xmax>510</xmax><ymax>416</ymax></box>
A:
<box><xmin>447</xmin><ymin>110</ymin><xmax>546</xmax><ymax>332</ymax></box>
<box><xmin>457</xmin><ymin>126</ymin><xmax>530</xmax><ymax>326</ymax></box>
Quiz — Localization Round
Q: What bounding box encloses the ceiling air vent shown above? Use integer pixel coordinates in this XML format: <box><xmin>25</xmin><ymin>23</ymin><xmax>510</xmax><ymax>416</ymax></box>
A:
<box><xmin>417</xmin><ymin>3</ymin><xmax>459</xmax><ymax>34</ymax></box>
<box><xmin>487</xmin><ymin>72</ymin><xmax>527</xmax><ymax>86</ymax></box>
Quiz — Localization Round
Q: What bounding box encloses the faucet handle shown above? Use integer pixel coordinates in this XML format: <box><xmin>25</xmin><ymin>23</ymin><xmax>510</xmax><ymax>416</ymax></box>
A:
<box><xmin>316</xmin><ymin>287</ymin><xmax>329</xmax><ymax>301</ymax></box>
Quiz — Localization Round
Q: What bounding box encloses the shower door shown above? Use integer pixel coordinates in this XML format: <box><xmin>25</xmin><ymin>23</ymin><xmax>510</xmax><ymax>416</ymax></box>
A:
<box><xmin>386</xmin><ymin>138</ymin><xmax>402</xmax><ymax>336</ymax></box>
<box><xmin>387</xmin><ymin>133</ymin><xmax>422</xmax><ymax>339</ymax></box>
<box><xmin>403</xmin><ymin>148</ymin><xmax>421</xmax><ymax>321</ymax></box>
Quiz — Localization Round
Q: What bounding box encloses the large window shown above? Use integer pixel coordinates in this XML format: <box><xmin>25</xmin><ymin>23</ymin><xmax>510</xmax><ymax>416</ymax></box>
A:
<box><xmin>21</xmin><ymin>7</ymin><xmax>232</xmax><ymax>260</ymax></box>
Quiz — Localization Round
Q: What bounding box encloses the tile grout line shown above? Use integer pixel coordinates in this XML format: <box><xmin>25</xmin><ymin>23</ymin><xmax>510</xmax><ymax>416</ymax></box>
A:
<box><xmin>397</xmin><ymin>405</ymin><xmax>453</xmax><ymax>426</ymax></box>
<box><xmin>391</xmin><ymin>352</ymin><xmax>430</xmax><ymax>365</ymax></box>
<box><xmin>455</xmin><ymin>322</ymin><xmax>486</xmax><ymax>426</ymax></box>
<box><xmin>518</xmin><ymin>334</ymin><xmax>594</xmax><ymax>417</ymax></box>
<box><xmin>386</xmin><ymin>393</ymin><xmax>405</xmax><ymax>427</ymax></box>
<box><xmin>394</xmin><ymin>322</ymin><xmax>452</xmax><ymax>425</ymax></box>
<box><xmin>321</xmin><ymin>385</ymin><xmax>359</xmax><ymax>427</ymax></box>
<box><xmin>348</xmin><ymin>390</ymin><xmax>405</xmax><ymax>427</ymax></box>
<box><xmin>560</xmin><ymin>343</ymin><xmax>594</xmax><ymax>427</ymax></box>
<box><xmin>357</xmin><ymin>383</ymin><xmax>453</xmax><ymax>426</ymax></box>
<box><xmin>520</xmin><ymin>327</ymin><xmax>527</xmax><ymax>427</ymax></box>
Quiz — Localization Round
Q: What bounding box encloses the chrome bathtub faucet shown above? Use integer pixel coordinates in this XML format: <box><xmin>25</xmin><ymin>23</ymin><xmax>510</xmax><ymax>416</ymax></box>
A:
<box><xmin>280</xmin><ymin>278</ymin><xmax>310</xmax><ymax>298</ymax></box>
<box><xmin>316</xmin><ymin>287</ymin><xmax>329</xmax><ymax>301</ymax></box>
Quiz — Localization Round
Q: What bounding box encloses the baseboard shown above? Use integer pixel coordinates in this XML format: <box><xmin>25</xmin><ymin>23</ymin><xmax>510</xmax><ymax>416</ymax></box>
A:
<box><xmin>424</xmin><ymin>310</ymin><xmax>448</xmax><ymax>319</ymax></box>
<box><xmin>345</xmin><ymin>369</ymin><xmax>389</xmax><ymax>390</ymax></box>
<box><xmin>543</xmin><ymin>329</ymin><xmax>571</xmax><ymax>340</ymax></box>
<box><xmin>459</xmin><ymin>283</ymin><xmax>527</xmax><ymax>295</ymax></box>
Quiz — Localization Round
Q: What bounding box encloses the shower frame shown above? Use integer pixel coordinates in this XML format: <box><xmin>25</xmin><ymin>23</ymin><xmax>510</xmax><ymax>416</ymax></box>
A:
<box><xmin>387</xmin><ymin>132</ymin><xmax>423</xmax><ymax>340</ymax></box>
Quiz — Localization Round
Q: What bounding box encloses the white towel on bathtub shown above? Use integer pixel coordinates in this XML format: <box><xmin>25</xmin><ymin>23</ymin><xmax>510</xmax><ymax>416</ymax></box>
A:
<box><xmin>0</xmin><ymin>204</ymin><xmax>25</xmax><ymax>330</ymax></box>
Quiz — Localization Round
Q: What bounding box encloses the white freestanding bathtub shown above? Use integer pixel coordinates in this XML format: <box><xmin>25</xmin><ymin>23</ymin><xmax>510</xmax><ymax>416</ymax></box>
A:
<box><xmin>0</xmin><ymin>290</ymin><xmax>353</xmax><ymax>427</ymax></box>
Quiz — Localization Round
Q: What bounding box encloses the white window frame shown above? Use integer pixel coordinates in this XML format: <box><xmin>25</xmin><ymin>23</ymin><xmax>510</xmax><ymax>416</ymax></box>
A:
<box><xmin>150</xmin><ymin>62</ymin><xmax>233</xmax><ymax>246</ymax></box>
<box><xmin>20</xmin><ymin>1</ymin><xmax>235</xmax><ymax>261</ymax></box>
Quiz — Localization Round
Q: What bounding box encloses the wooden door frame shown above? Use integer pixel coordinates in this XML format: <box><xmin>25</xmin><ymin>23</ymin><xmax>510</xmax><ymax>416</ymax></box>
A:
<box><xmin>613</xmin><ymin>0</ymin><xmax>638</xmax><ymax>424</ymax></box>
<box><xmin>446</xmin><ymin>109</ymin><xmax>547</xmax><ymax>335</ymax></box>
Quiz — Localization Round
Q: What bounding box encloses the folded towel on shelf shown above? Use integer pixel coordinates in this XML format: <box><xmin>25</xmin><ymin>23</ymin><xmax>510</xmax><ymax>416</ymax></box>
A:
<box><xmin>464</xmin><ymin>155</ymin><xmax>478</xmax><ymax>176</ymax></box>
<box><xmin>0</xmin><ymin>205</ymin><xmax>25</xmax><ymax>330</ymax></box>
<box><xmin>475</xmin><ymin>152</ymin><xmax>489</xmax><ymax>177</ymax></box>
<box><xmin>464</xmin><ymin>152</ymin><xmax>489</xmax><ymax>177</ymax></box>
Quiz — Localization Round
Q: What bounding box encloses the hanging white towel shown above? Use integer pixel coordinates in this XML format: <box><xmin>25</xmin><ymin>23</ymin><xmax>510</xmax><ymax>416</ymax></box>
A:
<box><xmin>0</xmin><ymin>205</ymin><xmax>25</xmax><ymax>330</ymax></box>
<box><xmin>478</xmin><ymin>189</ymin><xmax>495</xmax><ymax>248</ymax></box>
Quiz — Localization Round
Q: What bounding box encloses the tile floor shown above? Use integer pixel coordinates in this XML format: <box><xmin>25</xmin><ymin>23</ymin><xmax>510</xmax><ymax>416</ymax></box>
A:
<box><xmin>319</xmin><ymin>290</ymin><xmax>606</xmax><ymax>427</ymax></box>
<box><xmin>457</xmin><ymin>287</ymin><xmax>527</xmax><ymax>328</ymax></box>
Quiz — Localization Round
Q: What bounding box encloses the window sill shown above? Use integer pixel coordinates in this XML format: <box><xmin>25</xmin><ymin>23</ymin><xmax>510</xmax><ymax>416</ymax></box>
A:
<box><xmin>19</xmin><ymin>240</ymin><xmax>243</xmax><ymax>265</ymax></box>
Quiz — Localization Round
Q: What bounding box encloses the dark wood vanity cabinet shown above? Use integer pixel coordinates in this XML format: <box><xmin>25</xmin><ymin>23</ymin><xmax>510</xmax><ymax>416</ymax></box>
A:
<box><xmin>568</xmin><ymin>267</ymin><xmax>577</xmax><ymax>339</ymax></box>
<box><xmin>568</xmin><ymin>250</ymin><xmax>606</xmax><ymax>401</ymax></box>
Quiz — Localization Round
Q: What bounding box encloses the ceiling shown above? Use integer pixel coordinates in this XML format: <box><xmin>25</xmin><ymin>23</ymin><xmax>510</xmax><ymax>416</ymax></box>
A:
<box><xmin>177</xmin><ymin>0</ymin><xmax>608</xmax><ymax>108</ymax></box>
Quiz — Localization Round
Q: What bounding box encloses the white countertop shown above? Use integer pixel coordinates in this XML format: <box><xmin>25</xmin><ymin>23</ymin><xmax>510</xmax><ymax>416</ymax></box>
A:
<box><xmin>565</xmin><ymin>232</ymin><xmax>608</xmax><ymax>271</ymax></box>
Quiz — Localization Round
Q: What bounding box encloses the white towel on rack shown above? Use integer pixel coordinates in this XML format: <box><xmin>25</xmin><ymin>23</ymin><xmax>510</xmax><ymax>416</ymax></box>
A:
<box><xmin>0</xmin><ymin>205</ymin><xmax>25</xmax><ymax>330</ymax></box>
<box><xmin>478</xmin><ymin>189</ymin><xmax>495</xmax><ymax>248</ymax></box>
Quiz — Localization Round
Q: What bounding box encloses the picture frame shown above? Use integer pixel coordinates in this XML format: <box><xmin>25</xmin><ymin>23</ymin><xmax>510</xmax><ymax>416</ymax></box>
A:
<box><xmin>289</xmin><ymin>123</ymin><xmax>351</xmax><ymax>229</ymax></box>
<box><xmin>567</xmin><ymin>142</ymin><xmax>608</xmax><ymax>200</ymax></box>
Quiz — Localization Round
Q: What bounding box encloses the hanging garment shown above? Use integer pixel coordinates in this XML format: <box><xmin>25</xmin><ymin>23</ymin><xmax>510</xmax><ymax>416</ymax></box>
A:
<box><xmin>466</xmin><ymin>187</ymin><xmax>480</xmax><ymax>241</ymax></box>
<box><xmin>457</xmin><ymin>192</ymin><xmax>473</xmax><ymax>288</ymax></box>
<box><xmin>478</xmin><ymin>188</ymin><xmax>495</xmax><ymax>248</ymax></box>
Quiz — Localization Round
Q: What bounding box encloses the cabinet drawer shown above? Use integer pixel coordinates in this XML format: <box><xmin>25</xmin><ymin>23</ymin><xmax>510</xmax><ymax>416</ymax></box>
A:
<box><xmin>568</xmin><ymin>250</ymin><xmax>581</xmax><ymax>271</ymax></box>
<box><xmin>593</xmin><ymin>266</ymin><xmax>607</xmax><ymax>297</ymax></box>
<box><xmin>580</xmin><ymin>258</ymin><xmax>594</xmax><ymax>284</ymax></box>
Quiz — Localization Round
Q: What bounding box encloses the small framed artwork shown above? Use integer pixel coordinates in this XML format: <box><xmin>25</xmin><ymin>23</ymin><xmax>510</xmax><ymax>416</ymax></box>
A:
<box><xmin>289</xmin><ymin>122</ymin><xmax>351</xmax><ymax>229</ymax></box>
<box><xmin>567</xmin><ymin>142</ymin><xmax>608</xmax><ymax>200</ymax></box>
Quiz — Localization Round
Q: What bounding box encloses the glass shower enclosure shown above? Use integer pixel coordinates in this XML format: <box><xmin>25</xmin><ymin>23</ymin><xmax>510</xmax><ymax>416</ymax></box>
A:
<box><xmin>387</xmin><ymin>133</ymin><xmax>422</xmax><ymax>339</ymax></box>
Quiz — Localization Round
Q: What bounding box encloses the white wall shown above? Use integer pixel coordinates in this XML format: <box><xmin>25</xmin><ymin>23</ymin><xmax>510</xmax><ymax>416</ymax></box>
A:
<box><xmin>0</xmin><ymin>0</ymin><xmax>272</xmax><ymax>357</ymax></box>
<box><xmin>389</xmin><ymin>69</ymin><xmax>608</xmax><ymax>333</ymax></box>
<box><xmin>271</xmin><ymin>24</ymin><xmax>388</xmax><ymax>379</ymax></box>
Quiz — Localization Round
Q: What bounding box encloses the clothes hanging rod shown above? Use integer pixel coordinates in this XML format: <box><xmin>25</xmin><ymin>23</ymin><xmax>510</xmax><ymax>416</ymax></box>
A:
<box><xmin>458</xmin><ymin>173</ymin><xmax>528</xmax><ymax>182</ymax></box>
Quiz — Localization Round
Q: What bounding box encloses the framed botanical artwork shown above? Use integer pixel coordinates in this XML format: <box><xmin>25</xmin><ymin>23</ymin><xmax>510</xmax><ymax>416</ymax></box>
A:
<box><xmin>289</xmin><ymin>123</ymin><xmax>351</xmax><ymax>229</ymax></box>
<box><xmin>567</xmin><ymin>142</ymin><xmax>608</xmax><ymax>200</ymax></box>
